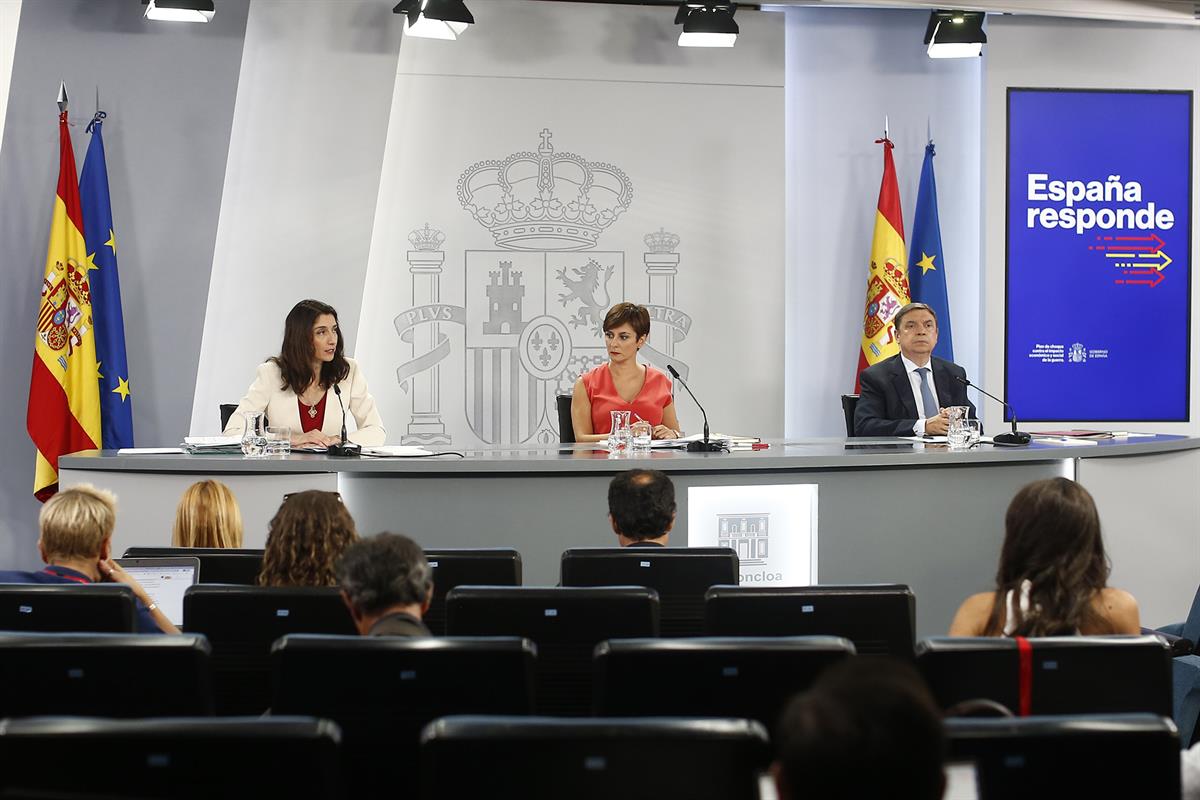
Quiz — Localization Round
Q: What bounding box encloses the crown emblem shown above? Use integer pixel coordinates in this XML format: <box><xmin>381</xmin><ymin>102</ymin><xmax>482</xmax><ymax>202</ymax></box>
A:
<box><xmin>408</xmin><ymin>223</ymin><xmax>446</xmax><ymax>252</ymax></box>
<box><xmin>457</xmin><ymin>129</ymin><xmax>634</xmax><ymax>252</ymax></box>
<box><xmin>644</xmin><ymin>228</ymin><xmax>680</xmax><ymax>254</ymax></box>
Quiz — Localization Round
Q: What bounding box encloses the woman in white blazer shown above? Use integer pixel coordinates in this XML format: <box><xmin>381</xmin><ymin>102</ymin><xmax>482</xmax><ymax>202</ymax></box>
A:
<box><xmin>223</xmin><ymin>299</ymin><xmax>386</xmax><ymax>447</ymax></box>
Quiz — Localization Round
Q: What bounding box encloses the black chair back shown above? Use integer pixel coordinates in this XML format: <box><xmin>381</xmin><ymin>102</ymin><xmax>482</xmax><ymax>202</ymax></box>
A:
<box><xmin>272</xmin><ymin>635</ymin><xmax>535</xmax><ymax>799</ymax></box>
<box><xmin>0</xmin><ymin>716</ymin><xmax>343</xmax><ymax>799</ymax></box>
<box><xmin>219</xmin><ymin>403</ymin><xmax>239</xmax><ymax>432</ymax></box>
<box><xmin>917</xmin><ymin>635</ymin><xmax>1172</xmax><ymax>717</ymax></box>
<box><xmin>594</xmin><ymin>636</ymin><xmax>854</xmax><ymax>724</ymax></box>
<box><xmin>124</xmin><ymin>547</ymin><xmax>265</xmax><ymax>585</ymax></box>
<box><xmin>446</xmin><ymin>586</ymin><xmax>658</xmax><ymax>715</ymax></box>
<box><xmin>421</xmin><ymin>715</ymin><xmax>770</xmax><ymax>800</ymax></box>
<box><xmin>556</xmin><ymin>394</ymin><xmax>574</xmax><ymax>443</ymax></box>
<box><xmin>0</xmin><ymin>632</ymin><xmax>213</xmax><ymax>717</ymax></box>
<box><xmin>423</xmin><ymin>548</ymin><xmax>522</xmax><ymax>635</ymax></box>
<box><xmin>946</xmin><ymin>713</ymin><xmax>1178</xmax><ymax>798</ymax></box>
<box><xmin>183</xmin><ymin>585</ymin><xmax>356</xmax><ymax>714</ymax></box>
<box><xmin>561</xmin><ymin>547</ymin><xmax>737</xmax><ymax>636</ymax></box>
<box><xmin>0</xmin><ymin>584</ymin><xmax>137</xmax><ymax>633</ymax></box>
<box><xmin>705</xmin><ymin>584</ymin><xmax>916</xmax><ymax>658</ymax></box>
<box><xmin>841</xmin><ymin>393</ymin><xmax>860</xmax><ymax>436</ymax></box>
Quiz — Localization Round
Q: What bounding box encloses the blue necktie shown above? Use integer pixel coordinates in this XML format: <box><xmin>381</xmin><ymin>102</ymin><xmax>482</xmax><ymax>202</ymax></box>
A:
<box><xmin>915</xmin><ymin>367</ymin><xmax>937</xmax><ymax>418</ymax></box>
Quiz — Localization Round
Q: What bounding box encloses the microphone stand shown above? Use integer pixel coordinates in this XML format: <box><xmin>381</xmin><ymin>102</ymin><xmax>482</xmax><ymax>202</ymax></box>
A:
<box><xmin>667</xmin><ymin>364</ymin><xmax>723</xmax><ymax>453</ymax></box>
<box><xmin>955</xmin><ymin>376</ymin><xmax>1031</xmax><ymax>446</ymax></box>
<box><xmin>327</xmin><ymin>384</ymin><xmax>362</xmax><ymax>457</ymax></box>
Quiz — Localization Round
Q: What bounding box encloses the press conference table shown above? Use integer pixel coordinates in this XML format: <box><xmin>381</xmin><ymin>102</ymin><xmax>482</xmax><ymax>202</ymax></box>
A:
<box><xmin>60</xmin><ymin>435</ymin><xmax>1200</xmax><ymax>638</ymax></box>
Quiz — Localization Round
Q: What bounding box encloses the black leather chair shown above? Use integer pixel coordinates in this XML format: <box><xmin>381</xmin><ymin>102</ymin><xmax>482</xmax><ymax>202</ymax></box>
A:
<box><xmin>421</xmin><ymin>716</ymin><xmax>770</xmax><ymax>800</ymax></box>
<box><xmin>219</xmin><ymin>403</ymin><xmax>239</xmax><ymax>432</ymax></box>
<box><xmin>0</xmin><ymin>716</ymin><xmax>343</xmax><ymax>798</ymax></box>
<box><xmin>272</xmin><ymin>634</ymin><xmax>535</xmax><ymax>799</ymax></box>
<box><xmin>182</xmin><ymin>585</ymin><xmax>356</xmax><ymax>714</ymax></box>
<box><xmin>0</xmin><ymin>632</ymin><xmax>214</xmax><ymax>718</ymax></box>
<box><xmin>593</xmin><ymin>636</ymin><xmax>854</xmax><ymax>724</ymax></box>
<box><xmin>705</xmin><ymin>584</ymin><xmax>916</xmax><ymax>658</ymax></box>
<box><xmin>423</xmin><ymin>548</ymin><xmax>523</xmax><ymax>635</ymax></box>
<box><xmin>946</xmin><ymin>713</ymin><xmax>1179</xmax><ymax>798</ymax></box>
<box><xmin>0</xmin><ymin>584</ymin><xmax>138</xmax><ymax>633</ymax></box>
<box><xmin>560</xmin><ymin>547</ymin><xmax>738</xmax><ymax>636</ymax></box>
<box><xmin>917</xmin><ymin>634</ymin><xmax>1172</xmax><ymax>717</ymax></box>
<box><xmin>124</xmin><ymin>547</ymin><xmax>265</xmax><ymax>585</ymax></box>
<box><xmin>445</xmin><ymin>586</ymin><xmax>658</xmax><ymax>715</ymax></box>
<box><xmin>840</xmin><ymin>394</ymin><xmax>860</xmax><ymax>436</ymax></box>
<box><xmin>556</xmin><ymin>394</ymin><xmax>575</xmax><ymax>443</ymax></box>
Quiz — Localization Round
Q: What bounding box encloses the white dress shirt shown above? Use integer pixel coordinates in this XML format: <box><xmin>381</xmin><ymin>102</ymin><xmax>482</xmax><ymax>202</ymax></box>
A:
<box><xmin>900</xmin><ymin>353</ymin><xmax>940</xmax><ymax>436</ymax></box>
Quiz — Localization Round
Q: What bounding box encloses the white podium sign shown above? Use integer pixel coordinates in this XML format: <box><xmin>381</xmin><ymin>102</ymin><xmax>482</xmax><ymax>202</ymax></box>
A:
<box><xmin>686</xmin><ymin>484</ymin><xmax>819</xmax><ymax>586</ymax></box>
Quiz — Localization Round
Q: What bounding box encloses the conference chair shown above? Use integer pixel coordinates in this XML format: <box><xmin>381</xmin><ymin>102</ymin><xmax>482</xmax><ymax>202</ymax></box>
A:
<box><xmin>272</xmin><ymin>634</ymin><xmax>535</xmax><ymax>799</ymax></box>
<box><xmin>124</xmin><ymin>546</ymin><xmax>265</xmax><ymax>585</ymax></box>
<box><xmin>0</xmin><ymin>584</ymin><xmax>137</xmax><ymax>633</ymax></box>
<box><xmin>945</xmin><ymin>713</ymin><xmax>1179</xmax><ymax>799</ymax></box>
<box><xmin>704</xmin><ymin>584</ymin><xmax>916</xmax><ymax>658</ymax></box>
<box><xmin>422</xmin><ymin>548</ymin><xmax>522</xmax><ymax>635</ymax></box>
<box><xmin>0</xmin><ymin>632</ymin><xmax>213</xmax><ymax>718</ymax></box>
<box><xmin>917</xmin><ymin>635</ymin><xmax>1172</xmax><ymax>717</ymax></box>
<box><xmin>421</xmin><ymin>716</ymin><xmax>770</xmax><ymax>800</ymax></box>
<box><xmin>560</xmin><ymin>547</ymin><xmax>738</xmax><ymax>636</ymax></box>
<box><xmin>219</xmin><ymin>403</ymin><xmax>239</xmax><ymax>433</ymax></box>
<box><xmin>183</xmin><ymin>585</ymin><xmax>356</xmax><ymax>715</ymax></box>
<box><xmin>593</xmin><ymin>636</ymin><xmax>854</xmax><ymax>725</ymax></box>
<box><xmin>0</xmin><ymin>716</ymin><xmax>343</xmax><ymax>799</ymax></box>
<box><xmin>840</xmin><ymin>393</ymin><xmax>859</xmax><ymax>436</ymax></box>
<box><xmin>445</xmin><ymin>586</ymin><xmax>659</xmax><ymax>715</ymax></box>
<box><xmin>556</xmin><ymin>394</ymin><xmax>575</xmax><ymax>443</ymax></box>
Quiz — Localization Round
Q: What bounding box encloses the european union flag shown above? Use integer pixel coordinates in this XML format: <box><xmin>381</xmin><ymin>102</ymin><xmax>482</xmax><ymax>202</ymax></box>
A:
<box><xmin>80</xmin><ymin>111</ymin><xmax>134</xmax><ymax>448</ymax></box>
<box><xmin>908</xmin><ymin>141</ymin><xmax>954</xmax><ymax>362</ymax></box>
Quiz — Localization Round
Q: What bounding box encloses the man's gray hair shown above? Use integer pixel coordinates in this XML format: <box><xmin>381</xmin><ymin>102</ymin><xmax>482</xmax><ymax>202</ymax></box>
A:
<box><xmin>335</xmin><ymin>532</ymin><xmax>432</xmax><ymax>615</ymax></box>
<box><xmin>894</xmin><ymin>302</ymin><xmax>937</xmax><ymax>330</ymax></box>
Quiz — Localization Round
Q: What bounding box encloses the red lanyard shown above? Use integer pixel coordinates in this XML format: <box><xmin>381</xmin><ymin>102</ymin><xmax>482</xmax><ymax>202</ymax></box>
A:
<box><xmin>41</xmin><ymin>567</ymin><xmax>91</xmax><ymax>585</ymax></box>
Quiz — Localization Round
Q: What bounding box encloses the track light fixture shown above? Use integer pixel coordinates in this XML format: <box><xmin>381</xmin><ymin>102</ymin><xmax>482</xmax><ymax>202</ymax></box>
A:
<box><xmin>393</xmin><ymin>0</ymin><xmax>474</xmax><ymax>40</ymax></box>
<box><xmin>924</xmin><ymin>10</ymin><xmax>986</xmax><ymax>58</ymax></box>
<box><xmin>142</xmin><ymin>0</ymin><xmax>215</xmax><ymax>23</ymax></box>
<box><xmin>674</xmin><ymin>3</ymin><xmax>739</xmax><ymax>48</ymax></box>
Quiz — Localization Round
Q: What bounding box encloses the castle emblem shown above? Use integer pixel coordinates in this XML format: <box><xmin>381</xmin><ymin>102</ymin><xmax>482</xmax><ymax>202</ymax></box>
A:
<box><xmin>38</xmin><ymin>258</ymin><xmax>93</xmax><ymax>360</ymax></box>
<box><xmin>718</xmin><ymin>513</ymin><xmax>770</xmax><ymax>566</ymax></box>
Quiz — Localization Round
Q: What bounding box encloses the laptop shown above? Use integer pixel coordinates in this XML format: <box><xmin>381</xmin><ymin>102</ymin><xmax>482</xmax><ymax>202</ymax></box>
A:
<box><xmin>115</xmin><ymin>557</ymin><xmax>200</xmax><ymax>627</ymax></box>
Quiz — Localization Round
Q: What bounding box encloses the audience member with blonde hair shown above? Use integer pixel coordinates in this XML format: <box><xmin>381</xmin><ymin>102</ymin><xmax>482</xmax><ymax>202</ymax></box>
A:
<box><xmin>258</xmin><ymin>490</ymin><xmax>358</xmax><ymax>587</ymax></box>
<box><xmin>0</xmin><ymin>485</ymin><xmax>178</xmax><ymax>633</ymax></box>
<box><xmin>172</xmin><ymin>480</ymin><xmax>244</xmax><ymax>548</ymax></box>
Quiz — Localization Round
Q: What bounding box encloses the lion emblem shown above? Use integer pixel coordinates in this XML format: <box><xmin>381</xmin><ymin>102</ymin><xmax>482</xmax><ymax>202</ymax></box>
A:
<box><xmin>556</xmin><ymin>258</ymin><xmax>615</xmax><ymax>334</ymax></box>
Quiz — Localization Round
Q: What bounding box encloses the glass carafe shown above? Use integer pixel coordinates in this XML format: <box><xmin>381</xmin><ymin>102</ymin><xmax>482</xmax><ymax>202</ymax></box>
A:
<box><xmin>240</xmin><ymin>411</ymin><xmax>267</xmax><ymax>457</ymax></box>
<box><xmin>608</xmin><ymin>410</ymin><xmax>632</xmax><ymax>453</ymax></box>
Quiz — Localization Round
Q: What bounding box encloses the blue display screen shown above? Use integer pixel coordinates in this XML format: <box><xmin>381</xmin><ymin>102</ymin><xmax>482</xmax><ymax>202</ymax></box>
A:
<box><xmin>1005</xmin><ymin>89</ymin><xmax>1191</xmax><ymax>422</ymax></box>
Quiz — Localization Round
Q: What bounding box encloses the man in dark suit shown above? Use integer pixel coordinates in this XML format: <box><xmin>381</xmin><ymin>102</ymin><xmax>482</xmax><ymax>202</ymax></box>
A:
<box><xmin>853</xmin><ymin>302</ymin><xmax>976</xmax><ymax>437</ymax></box>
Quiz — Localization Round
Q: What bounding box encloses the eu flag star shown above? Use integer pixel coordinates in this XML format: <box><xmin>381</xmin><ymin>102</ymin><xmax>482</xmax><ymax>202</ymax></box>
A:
<box><xmin>112</xmin><ymin>376</ymin><xmax>131</xmax><ymax>402</ymax></box>
<box><xmin>917</xmin><ymin>252</ymin><xmax>937</xmax><ymax>274</ymax></box>
<box><xmin>105</xmin><ymin>229</ymin><xmax>117</xmax><ymax>255</ymax></box>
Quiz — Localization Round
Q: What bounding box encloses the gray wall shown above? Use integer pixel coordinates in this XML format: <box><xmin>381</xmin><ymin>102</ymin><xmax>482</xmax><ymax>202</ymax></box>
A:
<box><xmin>0</xmin><ymin>0</ymin><xmax>249</xmax><ymax>569</ymax></box>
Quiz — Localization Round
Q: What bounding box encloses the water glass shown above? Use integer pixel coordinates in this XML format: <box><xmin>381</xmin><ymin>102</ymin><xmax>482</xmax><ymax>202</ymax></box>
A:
<box><xmin>630</xmin><ymin>419</ymin><xmax>652</xmax><ymax>450</ymax></box>
<box><xmin>961</xmin><ymin>419</ymin><xmax>982</xmax><ymax>447</ymax></box>
<box><xmin>608</xmin><ymin>410</ymin><xmax>632</xmax><ymax>453</ymax></box>
<box><xmin>947</xmin><ymin>418</ymin><xmax>970</xmax><ymax>449</ymax></box>
<box><xmin>265</xmin><ymin>426</ymin><xmax>292</xmax><ymax>456</ymax></box>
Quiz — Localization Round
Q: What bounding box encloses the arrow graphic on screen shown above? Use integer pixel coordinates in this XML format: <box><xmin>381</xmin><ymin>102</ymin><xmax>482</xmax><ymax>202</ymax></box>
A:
<box><xmin>1106</xmin><ymin>250</ymin><xmax>1172</xmax><ymax>271</ymax></box>
<box><xmin>1088</xmin><ymin>233</ymin><xmax>1166</xmax><ymax>252</ymax></box>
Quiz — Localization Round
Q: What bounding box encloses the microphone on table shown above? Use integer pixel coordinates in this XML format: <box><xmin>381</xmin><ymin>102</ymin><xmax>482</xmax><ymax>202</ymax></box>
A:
<box><xmin>327</xmin><ymin>384</ymin><xmax>362</xmax><ymax>457</ymax></box>
<box><xmin>666</xmin><ymin>364</ymin><xmax>723</xmax><ymax>453</ymax></box>
<box><xmin>954</xmin><ymin>375</ymin><xmax>1031</xmax><ymax>446</ymax></box>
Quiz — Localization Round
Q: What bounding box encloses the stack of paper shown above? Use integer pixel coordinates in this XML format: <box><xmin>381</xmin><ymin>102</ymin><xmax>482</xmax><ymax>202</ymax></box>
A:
<box><xmin>181</xmin><ymin>435</ymin><xmax>242</xmax><ymax>453</ymax></box>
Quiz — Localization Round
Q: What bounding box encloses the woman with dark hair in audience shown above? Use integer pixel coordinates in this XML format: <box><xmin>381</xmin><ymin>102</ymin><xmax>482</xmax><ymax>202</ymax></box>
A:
<box><xmin>949</xmin><ymin>477</ymin><xmax>1139</xmax><ymax>636</ymax></box>
<box><xmin>172</xmin><ymin>480</ymin><xmax>243</xmax><ymax>548</ymax></box>
<box><xmin>222</xmin><ymin>298</ymin><xmax>385</xmax><ymax>448</ymax></box>
<box><xmin>258</xmin><ymin>490</ymin><xmax>358</xmax><ymax>587</ymax></box>
<box><xmin>570</xmin><ymin>302</ymin><xmax>682</xmax><ymax>443</ymax></box>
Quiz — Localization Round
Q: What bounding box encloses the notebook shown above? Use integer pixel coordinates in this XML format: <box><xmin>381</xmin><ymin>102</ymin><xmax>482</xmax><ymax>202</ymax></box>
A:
<box><xmin>115</xmin><ymin>557</ymin><xmax>200</xmax><ymax>627</ymax></box>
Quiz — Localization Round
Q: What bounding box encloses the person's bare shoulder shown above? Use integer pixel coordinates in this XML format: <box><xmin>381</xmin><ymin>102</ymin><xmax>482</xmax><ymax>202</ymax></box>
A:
<box><xmin>949</xmin><ymin>591</ymin><xmax>995</xmax><ymax>636</ymax></box>
<box><xmin>1097</xmin><ymin>587</ymin><xmax>1141</xmax><ymax>633</ymax></box>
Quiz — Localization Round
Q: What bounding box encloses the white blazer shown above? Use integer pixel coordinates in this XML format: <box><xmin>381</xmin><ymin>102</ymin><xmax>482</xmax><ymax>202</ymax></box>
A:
<box><xmin>222</xmin><ymin>357</ymin><xmax>386</xmax><ymax>446</ymax></box>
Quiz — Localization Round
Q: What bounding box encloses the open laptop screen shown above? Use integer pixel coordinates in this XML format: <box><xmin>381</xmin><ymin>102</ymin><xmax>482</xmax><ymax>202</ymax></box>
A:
<box><xmin>115</xmin><ymin>557</ymin><xmax>199</xmax><ymax>627</ymax></box>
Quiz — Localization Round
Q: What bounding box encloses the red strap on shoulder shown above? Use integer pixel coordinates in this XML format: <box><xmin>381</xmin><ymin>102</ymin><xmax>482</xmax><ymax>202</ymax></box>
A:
<box><xmin>1015</xmin><ymin>635</ymin><xmax>1033</xmax><ymax>716</ymax></box>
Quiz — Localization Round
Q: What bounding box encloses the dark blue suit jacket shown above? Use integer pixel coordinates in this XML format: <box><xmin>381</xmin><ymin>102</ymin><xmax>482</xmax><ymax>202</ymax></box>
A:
<box><xmin>853</xmin><ymin>354</ymin><xmax>977</xmax><ymax>437</ymax></box>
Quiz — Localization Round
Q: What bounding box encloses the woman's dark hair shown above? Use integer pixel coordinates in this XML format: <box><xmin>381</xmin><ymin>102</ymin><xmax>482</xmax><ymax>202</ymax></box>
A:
<box><xmin>258</xmin><ymin>490</ymin><xmax>358</xmax><ymax>587</ymax></box>
<box><xmin>271</xmin><ymin>299</ymin><xmax>350</xmax><ymax>394</ymax></box>
<box><xmin>602</xmin><ymin>302</ymin><xmax>651</xmax><ymax>340</ymax></box>
<box><xmin>983</xmin><ymin>477</ymin><xmax>1112</xmax><ymax>636</ymax></box>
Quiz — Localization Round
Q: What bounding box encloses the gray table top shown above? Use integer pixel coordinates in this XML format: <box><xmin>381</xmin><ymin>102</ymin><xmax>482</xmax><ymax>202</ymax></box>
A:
<box><xmin>59</xmin><ymin>435</ymin><xmax>1200</xmax><ymax>475</ymax></box>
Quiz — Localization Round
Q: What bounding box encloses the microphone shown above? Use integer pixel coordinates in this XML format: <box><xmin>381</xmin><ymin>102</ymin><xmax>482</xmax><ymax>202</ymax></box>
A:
<box><xmin>327</xmin><ymin>383</ymin><xmax>362</xmax><ymax>457</ymax></box>
<box><xmin>666</xmin><ymin>364</ymin><xmax>723</xmax><ymax>453</ymax></box>
<box><xmin>954</xmin><ymin>375</ymin><xmax>1031</xmax><ymax>446</ymax></box>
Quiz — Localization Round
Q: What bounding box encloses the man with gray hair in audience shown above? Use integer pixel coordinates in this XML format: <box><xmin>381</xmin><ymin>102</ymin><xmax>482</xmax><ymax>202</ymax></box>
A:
<box><xmin>335</xmin><ymin>532</ymin><xmax>433</xmax><ymax>637</ymax></box>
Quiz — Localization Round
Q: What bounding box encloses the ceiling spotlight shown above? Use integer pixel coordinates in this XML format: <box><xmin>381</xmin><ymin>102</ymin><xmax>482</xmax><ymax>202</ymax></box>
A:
<box><xmin>675</xmin><ymin>3</ymin><xmax>738</xmax><ymax>48</ymax></box>
<box><xmin>393</xmin><ymin>0</ymin><xmax>474</xmax><ymax>40</ymax></box>
<box><xmin>142</xmin><ymin>0</ymin><xmax>215</xmax><ymax>23</ymax></box>
<box><xmin>924</xmin><ymin>10</ymin><xmax>986</xmax><ymax>58</ymax></box>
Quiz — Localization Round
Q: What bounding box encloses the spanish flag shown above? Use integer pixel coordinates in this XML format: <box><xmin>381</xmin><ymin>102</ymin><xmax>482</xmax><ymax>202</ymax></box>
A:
<box><xmin>854</xmin><ymin>136</ymin><xmax>911</xmax><ymax>391</ymax></box>
<box><xmin>27</xmin><ymin>89</ymin><xmax>101</xmax><ymax>501</ymax></box>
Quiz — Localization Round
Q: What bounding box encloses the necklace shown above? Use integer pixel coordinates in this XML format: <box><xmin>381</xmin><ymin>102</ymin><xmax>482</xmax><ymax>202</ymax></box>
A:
<box><xmin>304</xmin><ymin>402</ymin><xmax>318</xmax><ymax>419</ymax></box>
